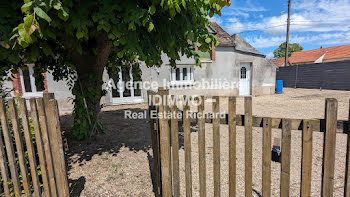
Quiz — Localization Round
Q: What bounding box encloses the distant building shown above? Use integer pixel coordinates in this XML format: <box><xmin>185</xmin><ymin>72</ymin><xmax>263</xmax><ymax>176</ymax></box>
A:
<box><xmin>270</xmin><ymin>57</ymin><xmax>286</xmax><ymax>67</ymax></box>
<box><xmin>271</xmin><ymin>44</ymin><xmax>350</xmax><ymax>67</ymax></box>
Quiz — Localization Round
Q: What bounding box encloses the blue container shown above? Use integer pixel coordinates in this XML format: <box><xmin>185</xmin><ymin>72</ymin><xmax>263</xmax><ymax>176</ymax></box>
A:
<box><xmin>275</xmin><ymin>80</ymin><xmax>283</xmax><ymax>94</ymax></box>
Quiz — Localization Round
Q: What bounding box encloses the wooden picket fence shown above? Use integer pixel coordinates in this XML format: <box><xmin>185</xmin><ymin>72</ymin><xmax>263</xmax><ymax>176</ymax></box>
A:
<box><xmin>148</xmin><ymin>89</ymin><xmax>350</xmax><ymax>197</ymax></box>
<box><xmin>0</xmin><ymin>93</ymin><xmax>69</xmax><ymax>197</ymax></box>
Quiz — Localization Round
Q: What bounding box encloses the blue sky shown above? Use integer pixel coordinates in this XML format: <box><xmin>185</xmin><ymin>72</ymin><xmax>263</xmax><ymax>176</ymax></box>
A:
<box><xmin>211</xmin><ymin>0</ymin><xmax>350</xmax><ymax>58</ymax></box>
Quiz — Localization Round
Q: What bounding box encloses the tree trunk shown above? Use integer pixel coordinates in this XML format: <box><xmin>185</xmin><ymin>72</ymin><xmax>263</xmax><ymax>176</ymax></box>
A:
<box><xmin>71</xmin><ymin>34</ymin><xmax>113</xmax><ymax>120</ymax></box>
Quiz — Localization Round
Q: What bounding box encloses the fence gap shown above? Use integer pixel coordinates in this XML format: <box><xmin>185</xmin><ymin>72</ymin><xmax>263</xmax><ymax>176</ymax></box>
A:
<box><xmin>262</xmin><ymin>117</ymin><xmax>272</xmax><ymax>197</ymax></box>
<box><xmin>301</xmin><ymin>120</ymin><xmax>312</xmax><ymax>197</ymax></box>
<box><xmin>244</xmin><ymin>96</ymin><xmax>253</xmax><ymax>197</ymax></box>
<box><xmin>198</xmin><ymin>96</ymin><xmax>206</xmax><ymax>197</ymax></box>
<box><xmin>322</xmin><ymin>98</ymin><xmax>338</xmax><ymax>197</ymax></box>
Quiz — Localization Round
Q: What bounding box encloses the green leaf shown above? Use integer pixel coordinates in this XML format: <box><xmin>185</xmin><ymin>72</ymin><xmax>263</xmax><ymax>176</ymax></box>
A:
<box><xmin>149</xmin><ymin>5</ymin><xmax>156</xmax><ymax>15</ymax></box>
<box><xmin>53</xmin><ymin>2</ymin><xmax>62</xmax><ymax>10</ymax></box>
<box><xmin>76</xmin><ymin>31</ymin><xmax>84</xmax><ymax>39</ymax></box>
<box><xmin>21</xmin><ymin>1</ymin><xmax>33</xmax><ymax>13</ymax></box>
<box><xmin>128</xmin><ymin>22</ymin><xmax>136</xmax><ymax>30</ymax></box>
<box><xmin>108</xmin><ymin>33</ymin><xmax>115</xmax><ymax>40</ymax></box>
<box><xmin>9</xmin><ymin>53</ymin><xmax>20</xmax><ymax>64</ymax></box>
<box><xmin>24</xmin><ymin>15</ymin><xmax>34</xmax><ymax>31</ymax></box>
<box><xmin>205</xmin><ymin>37</ymin><xmax>211</xmax><ymax>43</ymax></box>
<box><xmin>117</xmin><ymin>51</ymin><xmax>123</xmax><ymax>58</ymax></box>
<box><xmin>148</xmin><ymin>22</ymin><xmax>154</xmax><ymax>32</ymax></box>
<box><xmin>113</xmin><ymin>41</ymin><xmax>120</xmax><ymax>46</ymax></box>
<box><xmin>34</xmin><ymin>7</ymin><xmax>52</xmax><ymax>23</ymax></box>
<box><xmin>58</xmin><ymin>7</ymin><xmax>69</xmax><ymax>21</ymax></box>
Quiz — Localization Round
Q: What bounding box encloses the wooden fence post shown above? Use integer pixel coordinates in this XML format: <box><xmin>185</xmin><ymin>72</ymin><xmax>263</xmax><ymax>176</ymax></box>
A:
<box><xmin>281</xmin><ymin>119</ymin><xmax>291</xmax><ymax>197</ymax></box>
<box><xmin>8</xmin><ymin>99</ymin><xmax>31</xmax><ymax>196</ymax></box>
<box><xmin>30</xmin><ymin>98</ymin><xmax>52</xmax><ymax>197</ymax></box>
<box><xmin>148</xmin><ymin>91</ymin><xmax>162</xmax><ymax>196</ymax></box>
<box><xmin>0</xmin><ymin>99</ymin><xmax>12</xmax><ymax>196</ymax></box>
<box><xmin>37</xmin><ymin>98</ymin><xmax>58</xmax><ymax>197</ymax></box>
<box><xmin>213</xmin><ymin>96</ymin><xmax>221</xmax><ymax>197</ymax></box>
<box><xmin>228</xmin><ymin>97</ymin><xmax>237</xmax><ymax>197</ymax></box>
<box><xmin>44</xmin><ymin>94</ymin><xmax>69</xmax><ymax>197</ymax></box>
<box><xmin>244</xmin><ymin>97</ymin><xmax>253</xmax><ymax>197</ymax></box>
<box><xmin>19</xmin><ymin>98</ymin><xmax>41</xmax><ymax>196</ymax></box>
<box><xmin>262</xmin><ymin>117</ymin><xmax>272</xmax><ymax>197</ymax></box>
<box><xmin>158</xmin><ymin>89</ymin><xmax>172</xmax><ymax>197</ymax></box>
<box><xmin>322</xmin><ymin>98</ymin><xmax>338</xmax><ymax>197</ymax></box>
<box><xmin>345</xmin><ymin>99</ymin><xmax>350</xmax><ymax>197</ymax></box>
<box><xmin>170</xmin><ymin>96</ymin><xmax>180</xmax><ymax>197</ymax></box>
<box><xmin>301</xmin><ymin>120</ymin><xmax>312</xmax><ymax>197</ymax></box>
<box><xmin>198</xmin><ymin>96</ymin><xmax>206</xmax><ymax>197</ymax></box>
<box><xmin>184</xmin><ymin>96</ymin><xmax>193</xmax><ymax>197</ymax></box>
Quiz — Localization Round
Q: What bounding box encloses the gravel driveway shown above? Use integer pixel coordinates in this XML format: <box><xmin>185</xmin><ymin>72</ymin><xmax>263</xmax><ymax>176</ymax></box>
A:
<box><xmin>66</xmin><ymin>88</ymin><xmax>350</xmax><ymax>196</ymax></box>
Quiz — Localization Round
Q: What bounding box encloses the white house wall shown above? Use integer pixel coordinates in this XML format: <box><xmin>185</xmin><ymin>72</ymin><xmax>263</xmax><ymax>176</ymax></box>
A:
<box><xmin>140</xmin><ymin>47</ymin><xmax>276</xmax><ymax>99</ymax></box>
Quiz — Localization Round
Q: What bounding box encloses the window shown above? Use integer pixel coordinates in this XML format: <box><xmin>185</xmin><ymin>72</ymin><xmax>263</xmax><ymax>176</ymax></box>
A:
<box><xmin>171</xmin><ymin>66</ymin><xmax>194</xmax><ymax>82</ymax></box>
<box><xmin>20</xmin><ymin>65</ymin><xmax>44</xmax><ymax>94</ymax></box>
<box><xmin>240</xmin><ymin>67</ymin><xmax>247</xmax><ymax>79</ymax></box>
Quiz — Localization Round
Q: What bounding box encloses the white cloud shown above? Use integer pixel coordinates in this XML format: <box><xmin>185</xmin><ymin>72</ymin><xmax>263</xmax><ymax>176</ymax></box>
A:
<box><xmin>222</xmin><ymin>0</ymin><xmax>266</xmax><ymax>17</ymax></box>
<box><xmin>224</xmin><ymin>0</ymin><xmax>350</xmax><ymax>34</ymax></box>
<box><xmin>266</xmin><ymin>52</ymin><xmax>274</xmax><ymax>59</ymax></box>
<box><xmin>209</xmin><ymin>16</ymin><xmax>223</xmax><ymax>25</ymax></box>
<box><xmin>245</xmin><ymin>32</ymin><xmax>350</xmax><ymax>49</ymax></box>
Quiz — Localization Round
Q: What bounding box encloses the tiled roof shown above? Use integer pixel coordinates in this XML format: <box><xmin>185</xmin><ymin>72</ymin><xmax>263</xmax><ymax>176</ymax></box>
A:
<box><xmin>270</xmin><ymin>57</ymin><xmax>285</xmax><ymax>67</ymax></box>
<box><xmin>210</xmin><ymin>22</ymin><xmax>235</xmax><ymax>47</ymax></box>
<box><xmin>289</xmin><ymin>44</ymin><xmax>350</xmax><ymax>65</ymax></box>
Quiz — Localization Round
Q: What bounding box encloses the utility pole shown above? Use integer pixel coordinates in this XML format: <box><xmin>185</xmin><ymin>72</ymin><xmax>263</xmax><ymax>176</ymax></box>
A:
<box><xmin>285</xmin><ymin>0</ymin><xmax>291</xmax><ymax>66</ymax></box>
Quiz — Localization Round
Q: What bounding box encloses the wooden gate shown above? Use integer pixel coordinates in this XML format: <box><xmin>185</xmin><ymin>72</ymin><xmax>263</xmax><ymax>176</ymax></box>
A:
<box><xmin>149</xmin><ymin>89</ymin><xmax>350</xmax><ymax>196</ymax></box>
<box><xmin>0</xmin><ymin>93</ymin><xmax>69</xmax><ymax>197</ymax></box>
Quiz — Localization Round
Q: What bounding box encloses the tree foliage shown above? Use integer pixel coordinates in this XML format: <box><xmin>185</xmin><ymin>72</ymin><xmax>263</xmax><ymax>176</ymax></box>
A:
<box><xmin>273</xmin><ymin>42</ymin><xmax>303</xmax><ymax>58</ymax></box>
<box><xmin>0</xmin><ymin>0</ymin><xmax>230</xmax><ymax>139</ymax></box>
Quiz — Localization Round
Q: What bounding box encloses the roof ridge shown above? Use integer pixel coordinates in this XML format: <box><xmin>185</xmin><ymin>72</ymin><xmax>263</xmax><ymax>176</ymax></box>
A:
<box><xmin>294</xmin><ymin>44</ymin><xmax>350</xmax><ymax>54</ymax></box>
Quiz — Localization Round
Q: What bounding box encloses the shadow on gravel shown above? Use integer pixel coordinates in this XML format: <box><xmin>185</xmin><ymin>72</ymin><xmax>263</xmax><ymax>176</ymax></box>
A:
<box><xmin>61</xmin><ymin>106</ymin><xmax>198</xmax><ymax>196</ymax></box>
<box><xmin>69</xmin><ymin>176</ymin><xmax>86</xmax><ymax>197</ymax></box>
<box><xmin>62</xmin><ymin>107</ymin><xmax>152</xmax><ymax>168</ymax></box>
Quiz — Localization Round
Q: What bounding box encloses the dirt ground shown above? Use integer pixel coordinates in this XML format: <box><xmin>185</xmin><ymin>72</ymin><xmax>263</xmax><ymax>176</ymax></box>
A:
<box><xmin>65</xmin><ymin>88</ymin><xmax>350</xmax><ymax>196</ymax></box>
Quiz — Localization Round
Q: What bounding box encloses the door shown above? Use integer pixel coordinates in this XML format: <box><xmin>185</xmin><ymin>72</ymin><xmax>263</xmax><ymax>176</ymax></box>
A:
<box><xmin>110</xmin><ymin>65</ymin><xmax>143</xmax><ymax>104</ymax></box>
<box><xmin>239</xmin><ymin>63</ymin><xmax>251</xmax><ymax>96</ymax></box>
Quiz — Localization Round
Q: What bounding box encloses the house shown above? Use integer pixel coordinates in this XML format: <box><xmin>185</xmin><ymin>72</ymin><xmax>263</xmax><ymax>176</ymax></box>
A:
<box><xmin>270</xmin><ymin>57</ymin><xmax>286</xmax><ymax>67</ymax></box>
<box><xmin>271</xmin><ymin>44</ymin><xmax>350</xmax><ymax>67</ymax></box>
<box><xmin>103</xmin><ymin>22</ymin><xmax>276</xmax><ymax>105</ymax></box>
<box><xmin>4</xmin><ymin>22</ymin><xmax>276</xmax><ymax>111</ymax></box>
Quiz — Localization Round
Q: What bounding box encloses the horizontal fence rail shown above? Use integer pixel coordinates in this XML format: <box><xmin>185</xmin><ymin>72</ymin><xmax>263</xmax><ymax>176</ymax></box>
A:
<box><xmin>148</xmin><ymin>90</ymin><xmax>349</xmax><ymax>196</ymax></box>
<box><xmin>0</xmin><ymin>93</ymin><xmax>69</xmax><ymax>197</ymax></box>
<box><xmin>175</xmin><ymin>112</ymin><xmax>348</xmax><ymax>133</ymax></box>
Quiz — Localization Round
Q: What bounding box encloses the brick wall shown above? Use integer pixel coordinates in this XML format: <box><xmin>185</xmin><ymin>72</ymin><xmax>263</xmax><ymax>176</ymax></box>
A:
<box><xmin>11</xmin><ymin>72</ymin><xmax>22</xmax><ymax>96</ymax></box>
